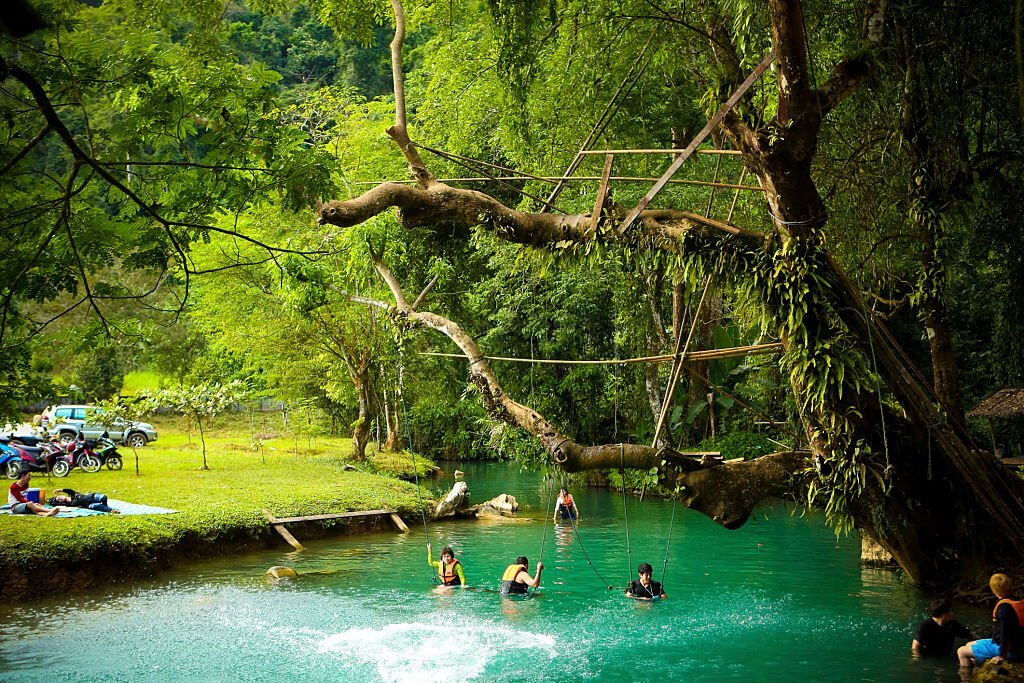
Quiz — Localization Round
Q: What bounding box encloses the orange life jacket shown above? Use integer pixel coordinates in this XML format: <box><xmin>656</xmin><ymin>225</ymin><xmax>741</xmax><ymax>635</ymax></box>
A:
<box><xmin>560</xmin><ymin>493</ymin><xmax>574</xmax><ymax>508</ymax></box>
<box><xmin>438</xmin><ymin>558</ymin><xmax>462</xmax><ymax>586</ymax></box>
<box><xmin>500</xmin><ymin>564</ymin><xmax>528</xmax><ymax>595</ymax></box>
<box><xmin>993</xmin><ymin>598</ymin><xmax>1024</xmax><ymax>625</ymax></box>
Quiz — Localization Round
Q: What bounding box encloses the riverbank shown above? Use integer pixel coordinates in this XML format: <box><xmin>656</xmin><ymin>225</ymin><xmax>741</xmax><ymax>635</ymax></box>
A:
<box><xmin>0</xmin><ymin>419</ymin><xmax>438</xmax><ymax>599</ymax></box>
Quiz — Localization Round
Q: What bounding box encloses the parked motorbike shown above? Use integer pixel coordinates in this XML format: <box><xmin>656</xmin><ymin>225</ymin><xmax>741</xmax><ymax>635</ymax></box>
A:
<box><xmin>92</xmin><ymin>433</ymin><xmax>123</xmax><ymax>471</ymax></box>
<box><xmin>0</xmin><ymin>439</ymin><xmax>29</xmax><ymax>479</ymax></box>
<box><xmin>53</xmin><ymin>435</ymin><xmax>102</xmax><ymax>477</ymax></box>
<box><xmin>3</xmin><ymin>437</ymin><xmax>63</xmax><ymax>478</ymax></box>
<box><xmin>6</xmin><ymin>432</ymin><xmax>48</xmax><ymax>448</ymax></box>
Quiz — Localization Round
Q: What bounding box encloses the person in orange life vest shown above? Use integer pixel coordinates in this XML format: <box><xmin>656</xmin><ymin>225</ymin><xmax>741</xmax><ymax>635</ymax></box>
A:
<box><xmin>427</xmin><ymin>543</ymin><xmax>466</xmax><ymax>587</ymax></box>
<box><xmin>500</xmin><ymin>556</ymin><xmax>543</xmax><ymax>595</ymax></box>
<box><xmin>626</xmin><ymin>562</ymin><xmax>667</xmax><ymax>600</ymax></box>
<box><xmin>957</xmin><ymin>573</ymin><xmax>1024</xmax><ymax>669</ymax></box>
<box><xmin>911</xmin><ymin>598</ymin><xmax>973</xmax><ymax>658</ymax></box>
<box><xmin>7</xmin><ymin>469</ymin><xmax>57</xmax><ymax>516</ymax></box>
<box><xmin>553</xmin><ymin>487</ymin><xmax>579</xmax><ymax>521</ymax></box>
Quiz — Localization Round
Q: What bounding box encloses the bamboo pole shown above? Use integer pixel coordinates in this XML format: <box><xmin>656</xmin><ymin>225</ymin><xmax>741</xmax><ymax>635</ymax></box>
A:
<box><xmin>418</xmin><ymin>342</ymin><xmax>783</xmax><ymax>366</ymax></box>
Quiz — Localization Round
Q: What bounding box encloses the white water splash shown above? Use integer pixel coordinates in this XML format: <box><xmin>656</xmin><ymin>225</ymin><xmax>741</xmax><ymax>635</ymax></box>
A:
<box><xmin>318</xmin><ymin>621</ymin><xmax>556</xmax><ymax>682</ymax></box>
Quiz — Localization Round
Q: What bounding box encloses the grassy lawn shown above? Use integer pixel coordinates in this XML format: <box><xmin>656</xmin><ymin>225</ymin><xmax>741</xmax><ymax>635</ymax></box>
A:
<box><xmin>0</xmin><ymin>415</ymin><xmax>438</xmax><ymax>577</ymax></box>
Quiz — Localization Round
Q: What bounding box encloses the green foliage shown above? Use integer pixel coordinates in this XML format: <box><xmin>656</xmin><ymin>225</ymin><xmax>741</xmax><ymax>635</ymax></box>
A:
<box><xmin>697</xmin><ymin>430</ymin><xmax>776</xmax><ymax>461</ymax></box>
<box><xmin>71</xmin><ymin>346</ymin><xmax>125</xmax><ymax>401</ymax></box>
<box><xmin>144</xmin><ymin>381</ymin><xmax>249</xmax><ymax>468</ymax></box>
<box><xmin>408</xmin><ymin>398</ymin><xmax>491</xmax><ymax>460</ymax></box>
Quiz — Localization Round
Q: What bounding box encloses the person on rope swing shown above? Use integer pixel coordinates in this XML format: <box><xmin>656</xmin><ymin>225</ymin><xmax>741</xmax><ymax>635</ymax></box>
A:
<box><xmin>500</xmin><ymin>556</ymin><xmax>544</xmax><ymax>595</ymax></box>
<box><xmin>553</xmin><ymin>487</ymin><xmax>579</xmax><ymax>522</ymax></box>
<box><xmin>47</xmin><ymin>488</ymin><xmax>119</xmax><ymax>514</ymax></box>
<box><xmin>625</xmin><ymin>563</ymin><xmax>666</xmax><ymax>600</ymax></box>
<box><xmin>957</xmin><ymin>573</ymin><xmax>1024</xmax><ymax>671</ymax></box>
<box><xmin>427</xmin><ymin>542</ymin><xmax>465</xmax><ymax>587</ymax></box>
<box><xmin>911</xmin><ymin>598</ymin><xmax>974</xmax><ymax>658</ymax></box>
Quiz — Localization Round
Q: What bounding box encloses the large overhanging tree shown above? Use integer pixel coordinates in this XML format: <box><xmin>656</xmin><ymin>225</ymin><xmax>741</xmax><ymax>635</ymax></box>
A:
<box><xmin>317</xmin><ymin>0</ymin><xmax>1024</xmax><ymax>589</ymax></box>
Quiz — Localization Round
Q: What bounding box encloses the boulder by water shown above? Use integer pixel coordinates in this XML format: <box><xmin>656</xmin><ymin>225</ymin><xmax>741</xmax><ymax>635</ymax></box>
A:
<box><xmin>468</xmin><ymin>493</ymin><xmax>519</xmax><ymax>517</ymax></box>
<box><xmin>266</xmin><ymin>566</ymin><xmax>298</xmax><ymax>579</ymax></box>
<box><xmin>973</xmin><ymin>661</ymin><xmax>1024</xmax><ymax>682</ymax></box>
<box><xmin>434</xmin><ymin>481</ymin><xmax>469</xmax><ymax>518</ymax></box>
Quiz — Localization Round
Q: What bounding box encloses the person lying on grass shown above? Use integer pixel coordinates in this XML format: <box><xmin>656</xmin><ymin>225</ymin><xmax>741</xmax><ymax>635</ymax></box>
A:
<box><xmin>47</xmin><ymin>489</ymin><xmax>120</xmax><ymax>514</ymax></box>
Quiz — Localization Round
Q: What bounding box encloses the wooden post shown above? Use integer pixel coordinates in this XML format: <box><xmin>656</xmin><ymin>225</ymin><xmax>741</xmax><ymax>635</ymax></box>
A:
<box><xmin>988</xmin><ymin>418</ymin><xmax>999</xmax><ymax>457</ymax></box>
<box><xmin>389</xmin><ymin>513</ymin><xmax>410</xmax><ymax>532</ymax></box>
<box><xmin>263</xmin><ymin>509</ymin><xmax>304</xmax><ymax>551</ymax></box>
<box><xmin>618</xmin><ymin>52</ymin><xmax>774</xmax><ymax>234</ymax></box>
<box><xmin>590</xmin><ymin>154</ymin><xmax>614</xmax><ymax>230</ymax></box>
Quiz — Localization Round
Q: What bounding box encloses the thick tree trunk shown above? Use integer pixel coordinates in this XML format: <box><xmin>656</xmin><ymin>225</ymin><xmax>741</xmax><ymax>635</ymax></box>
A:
<box><xmin>319</xmin><ymin>0</ymin><xmax>1024</xmax><ymax>590</ymax></box>
<box><xmin>382</xmin><ymin>386</ymin><xmax>401</xmax><ymax>451</ymax></box>
<box><xmin>352</xmin><ymin>368</ymin><xmax>372</xmax><ymax>460</ymax></box>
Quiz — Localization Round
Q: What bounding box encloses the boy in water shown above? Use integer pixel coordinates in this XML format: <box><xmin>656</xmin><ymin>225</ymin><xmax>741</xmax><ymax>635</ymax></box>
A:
<box><xmin>911</xmin><ymin>598</ymin><xmax>973</xmax><ymax>657</ymax></box>
<box><xmin>957</xmin><ymin>573</ymin><xmax>1024</xmax><ymax>670</ymax></box>
<box><xmin>626</xmin><ymin>562</ymin><xmax>666</xmax><ymax>600</ymax></box>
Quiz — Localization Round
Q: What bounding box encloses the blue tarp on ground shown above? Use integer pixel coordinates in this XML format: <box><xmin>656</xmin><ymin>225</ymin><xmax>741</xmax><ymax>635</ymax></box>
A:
<box><xmin>0</xmin><ymin>499</ymin><xmax>177</xmax><ymax>516</ymax></box>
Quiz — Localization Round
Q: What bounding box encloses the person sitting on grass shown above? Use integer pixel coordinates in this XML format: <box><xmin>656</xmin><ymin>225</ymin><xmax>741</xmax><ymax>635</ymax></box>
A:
<box><xmin>7</xmin><ymin>470</ymin><xmax>57</xmax><ymax>517</ymax></box>
<box><xmin>957</xmin><ymin>573</ymin><xmax>1024</xmax><ymax>671</ymax></box>
<box><xmin>47</xmin><ymin>489</ymin><xmax>119</xmax><ymax>514</ymax></box>
<box><xmin>427</xmin><ymin>542</ymin><xmax>465</xmax><ymax>587</ymax></box>
<box><xmin>625</xmin><ymin>562</ymin><xmax>666</xmax><ymax>600</ymax></box>
<box><xmin>912</xmin><ymin>598</ymin><xmax>973</xmax><ymax>658</ymax></box>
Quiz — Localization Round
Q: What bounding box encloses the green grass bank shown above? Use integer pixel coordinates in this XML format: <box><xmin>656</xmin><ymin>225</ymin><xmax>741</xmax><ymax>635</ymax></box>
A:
<box><xmin>0</xmin><ymin>417</ymin><xmax>440</xmax><ymax>599</ymax></box>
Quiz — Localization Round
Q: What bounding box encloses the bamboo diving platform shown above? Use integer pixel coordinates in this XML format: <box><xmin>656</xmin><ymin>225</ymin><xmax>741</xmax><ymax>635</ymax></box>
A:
<box><xmin>263</xmin><ymin>509</ymin><xmax>409</xmax><ymax>550</ymax></box>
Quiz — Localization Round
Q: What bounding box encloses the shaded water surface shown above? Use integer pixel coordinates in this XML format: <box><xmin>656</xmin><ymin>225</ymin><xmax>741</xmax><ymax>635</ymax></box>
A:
<box><xmin>0</xmin><ymin>462</ymin><xmax>985</xmax><ymax>681</ymax></box>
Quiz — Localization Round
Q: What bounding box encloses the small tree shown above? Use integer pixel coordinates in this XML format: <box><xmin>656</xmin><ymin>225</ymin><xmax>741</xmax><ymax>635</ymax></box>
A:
<box><xmin>89</xmin><ymin>398</ymin><xmax>151</xmax><ymax>475</ymax></box>
<box><xmin>148</xmin><ymin>381</ymin><xmax>247</xmax><ymax>470</ymax></box>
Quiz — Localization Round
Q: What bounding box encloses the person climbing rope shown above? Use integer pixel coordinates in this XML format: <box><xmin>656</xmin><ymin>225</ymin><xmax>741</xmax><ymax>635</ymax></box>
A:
<box><xmin>427</xmin><ymin>543</ymin><xmax>466</xmax><ymax>588</ymax></box>
<box><xmin>553</xmin><ymin>487</ymin><xmax>579</xmax><ymax>522</ymax></box>
<box><xmin>500</xmin><ymin>556</ymin><xmax>543</xmax><ymax>595</ymax></box>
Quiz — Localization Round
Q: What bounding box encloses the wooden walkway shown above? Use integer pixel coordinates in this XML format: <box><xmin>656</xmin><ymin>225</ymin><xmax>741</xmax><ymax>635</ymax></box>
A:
<box><xmin>263</xmin><ymin>509</ymin><xmax>409</xmax><ymax>550</ymax></box>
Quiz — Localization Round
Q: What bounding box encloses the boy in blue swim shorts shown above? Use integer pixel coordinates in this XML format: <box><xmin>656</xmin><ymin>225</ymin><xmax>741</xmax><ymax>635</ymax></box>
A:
<box><xmin>957</xmin><ymin>573</ymin><xmax>1024</xmax><ymax>671</ymax></box>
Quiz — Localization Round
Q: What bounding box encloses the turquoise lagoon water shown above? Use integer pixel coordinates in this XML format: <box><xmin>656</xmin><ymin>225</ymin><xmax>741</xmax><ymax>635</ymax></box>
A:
<box><xmin>0</xmin><ymin>461</ymin><xmax>986</xmax><ymax>682</ymax></box>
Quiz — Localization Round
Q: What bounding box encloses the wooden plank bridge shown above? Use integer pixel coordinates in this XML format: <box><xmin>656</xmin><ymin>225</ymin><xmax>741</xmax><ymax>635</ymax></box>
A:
<box><xmin>263</xmin><ymin>509</ymin><xmax>409</xmax><ymax>551</ymax></box>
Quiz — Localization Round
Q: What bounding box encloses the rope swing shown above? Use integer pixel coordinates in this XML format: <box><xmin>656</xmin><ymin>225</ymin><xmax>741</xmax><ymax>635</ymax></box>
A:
<box><xmin>397</xmin><ymin>360</ymin><xmax>437</xmax><ymax>585</ymax></box>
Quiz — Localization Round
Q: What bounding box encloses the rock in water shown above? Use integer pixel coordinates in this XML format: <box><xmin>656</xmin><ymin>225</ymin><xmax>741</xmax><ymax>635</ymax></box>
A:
<box><xmin>470</xmin><ymin>493</ymin><xmax>520</xmax><ymax>517</ymax></box>
<box><xmin>434</xmin><ymin>481</ymin><xmax>469</xmax><ymax>518</ymax></box>
<box><xmin>484</xmin><ymin>493</ymin><xmax>518</xmax><ymax>513</ymax></box>
<box><xmin>266</xmin><ymin>566</ymin><xmax>298</xmax><ymax>579</ymax></box>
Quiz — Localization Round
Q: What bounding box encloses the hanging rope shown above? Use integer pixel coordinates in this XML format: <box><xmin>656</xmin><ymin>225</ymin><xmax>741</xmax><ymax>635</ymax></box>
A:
<box><xmin>651</xmin><ymin>274</ymin><xmax>713</xmax><ymax>447</ymax></box>
<box><xmin>620</xmin><ymin>443</ymin><xmax>633</xmax><ymax>588</ymax></box>
<box><xmin>566</xmin><ymin>510</ymin><xmax>615</xmax><ymax>590</ymax></box>
<box><xmin>397</xmin><ymin>361</ymin><xmax>437</xmax><ymax>585</ymax></box>
<box><xmin>863</xmin><ymin>307</ymin><xmax>892</xmax><ymax>471</ymax></box>
<box><xmin>660</xmin><ymin>495</ymin><xmax>678</xmax><ymax>588</ymax></box>
<box><xmin>531</xmin><ymin>474</ymin><xmax>555</xmax><ymax>595</ymax></box>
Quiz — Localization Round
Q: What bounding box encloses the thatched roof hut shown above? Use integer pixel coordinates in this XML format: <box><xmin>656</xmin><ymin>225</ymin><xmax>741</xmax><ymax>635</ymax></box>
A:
<box><xmin>968</xmin><ymin>389</ymin><xmax>1024</xmax><ymax>420</ymax></box>
<box><xmin>968</xmin><ymin>388</ymin><xmax>1024</xmax><ymax>457</ymax></box>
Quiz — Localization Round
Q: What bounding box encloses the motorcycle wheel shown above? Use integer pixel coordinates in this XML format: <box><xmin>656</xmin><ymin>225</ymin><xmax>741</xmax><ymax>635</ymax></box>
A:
<box><xmin>5</xmin><ymin>461</ymin><xmax>21</xmax><ymax>479</ymax></box>
<box><xmin>79</xmin><ymin>455</ymin><xmax>101</xmax><ymax>473</ymax></box>
<box><xmin>52</xmin><ymin>460</ymin><xmax>70</xmax><ymax>477</ymax></box>
<box><xmin>106</xmin><ymin>455</ymin><xmax>122</xmax><ymax>470</ymax></box>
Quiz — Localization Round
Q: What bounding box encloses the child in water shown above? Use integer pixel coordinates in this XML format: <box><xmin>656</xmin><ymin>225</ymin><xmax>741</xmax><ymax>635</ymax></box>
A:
<box><xmin>427</xmin><ymin>542</ymin><xmax>465</xmax><ymax>587</ymax></box>
<box><xmin>626</xmin><ymin>562</ymin><xmax>666</xmax><ymax>600</ymax></box>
